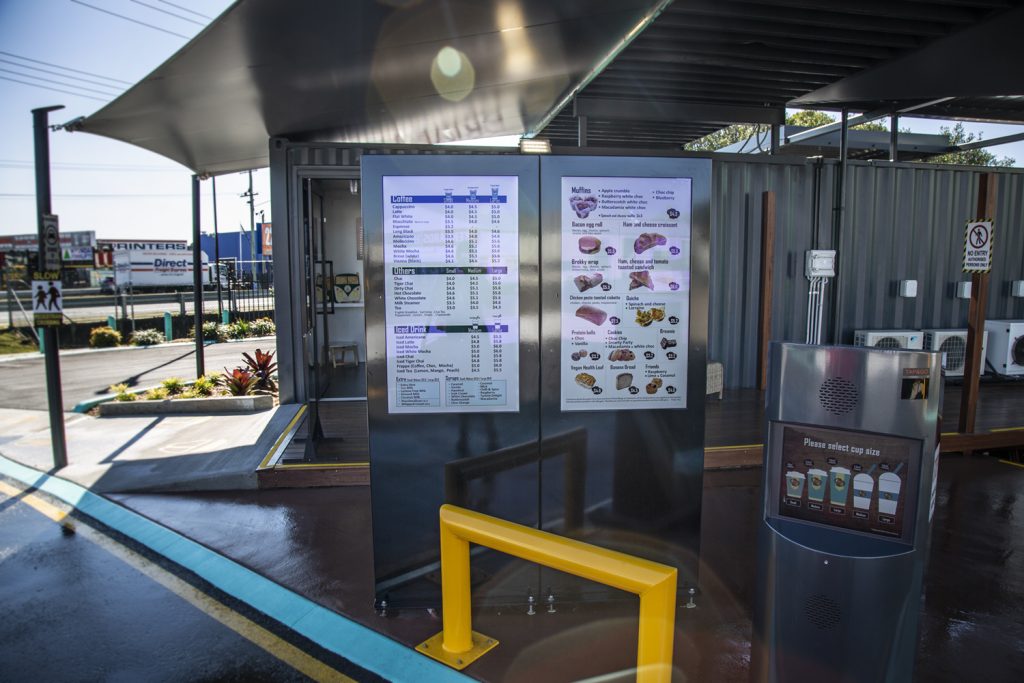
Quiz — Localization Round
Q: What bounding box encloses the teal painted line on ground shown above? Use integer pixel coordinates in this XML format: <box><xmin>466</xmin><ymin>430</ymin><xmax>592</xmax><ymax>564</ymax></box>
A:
<box><xmin>0</xmin><ymin>454</ymin><xmax>471</xmax><ymax>683</ymax></box>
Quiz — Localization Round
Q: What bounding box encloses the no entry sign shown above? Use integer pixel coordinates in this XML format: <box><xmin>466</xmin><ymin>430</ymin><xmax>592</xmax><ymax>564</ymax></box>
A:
<box><xmin>963</xmin><ymin>220</ymin><xmax>994</xmax><ymax>273</ymax></box>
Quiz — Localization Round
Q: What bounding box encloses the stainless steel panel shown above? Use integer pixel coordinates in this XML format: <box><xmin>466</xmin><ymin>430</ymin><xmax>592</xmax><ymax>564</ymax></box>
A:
<box><xmin>538</xmin><ymin>156</ymin><xmax>711</xmax><ymax>600</ymax></box>
<box><xmin>362</xmin><ymin>154</ymin><xmax>541</xmax><ymax>607</ymax></box>
<box><xmin>754</xmin><ymin>343</ymin><xmax>942</xmax><ymax>683</ymax></box>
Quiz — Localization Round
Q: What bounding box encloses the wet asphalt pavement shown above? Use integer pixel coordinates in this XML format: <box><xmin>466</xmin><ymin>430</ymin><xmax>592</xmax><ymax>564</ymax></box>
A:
<box><xmin>0</xmin><ymin>481</ymin><xmax>319</xmax><ymax>683</ymax></box>
<box><xmin>99</xmin><ymin>452</ymin><xmax>1024</xmax><ymax>682</ymax></box>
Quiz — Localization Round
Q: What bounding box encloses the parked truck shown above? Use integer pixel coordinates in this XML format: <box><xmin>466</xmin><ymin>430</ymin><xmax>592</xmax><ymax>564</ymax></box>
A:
<box><xmin>114</xmin><ymin>247</ymin><xmax>211</xmax><ymax>290</ymax></box>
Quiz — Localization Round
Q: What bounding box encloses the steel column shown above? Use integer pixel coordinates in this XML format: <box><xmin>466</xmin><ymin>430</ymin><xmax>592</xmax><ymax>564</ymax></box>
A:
<box><xmin>192</xmin><ymin>175</ymin><xmax>205</xmax><ymax>377</ymax></box>
<box><xmin>32</xmin><ymin>105</ymin><xmax>67</xmax><ymax>470</ymax></box>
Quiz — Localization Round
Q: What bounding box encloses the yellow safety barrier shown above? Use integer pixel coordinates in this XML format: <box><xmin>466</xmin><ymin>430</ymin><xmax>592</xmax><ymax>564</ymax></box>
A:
<box><xmin>415</xmin><ymin>504</ymin><xmax>678</xmax><ymax>682</ymax></box>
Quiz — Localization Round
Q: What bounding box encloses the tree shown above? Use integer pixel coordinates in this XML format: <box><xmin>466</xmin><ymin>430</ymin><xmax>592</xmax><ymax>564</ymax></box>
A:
<box><xmin>684</xmin><ymin>110</ymin><xmax>837</xmax><ymax>151</ymax></box>
<box><xmin>685</xmin><ymin>113</ymin><xmax>1016</xmax><ymax>167</ymax></box>
<box><xmin>925</xmin><ymin>122</ymin><xmax>1015</xmax><ymax>167</ymax></box>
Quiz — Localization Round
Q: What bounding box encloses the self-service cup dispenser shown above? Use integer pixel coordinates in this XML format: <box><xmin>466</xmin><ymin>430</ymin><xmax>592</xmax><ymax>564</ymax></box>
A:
<box><xmin>752</xmin><ymin>343</ymin><xmax>942</xmax><ymax>683</ymax></box>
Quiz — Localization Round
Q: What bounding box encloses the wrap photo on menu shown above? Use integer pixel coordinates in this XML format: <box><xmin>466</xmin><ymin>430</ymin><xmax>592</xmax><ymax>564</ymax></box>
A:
<box><xmin>560</xmin><ymin>177</ymin><xmax>691</xmax><ymax>411</ymax></box>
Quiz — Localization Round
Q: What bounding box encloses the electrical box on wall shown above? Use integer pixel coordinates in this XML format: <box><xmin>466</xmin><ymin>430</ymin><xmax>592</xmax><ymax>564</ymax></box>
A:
<box><xmin>956</xmin><ymin>281</ymin><xmax>972</xmax><ymax>299</ymax></box>
<box><xmin>1012</xmin><ymin>280</ymin><xmax>1024</xmax><ymax>298</ymax></box>
<box><xmin>899</xmin><ymin>280</ymin><xmax>918</xmax><ymax>298</ymax></box>
<box><xmin>805</xmin><ymin>250</ymin><xmax>836</xmax><ymax>278</ymax></box>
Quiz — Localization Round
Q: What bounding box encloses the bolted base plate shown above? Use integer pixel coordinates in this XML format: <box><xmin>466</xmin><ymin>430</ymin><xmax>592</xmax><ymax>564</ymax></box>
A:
<box><xmin>415</xmin><ymin>630</ymin><xmax>499</xmax><ymax>670</ymax></box>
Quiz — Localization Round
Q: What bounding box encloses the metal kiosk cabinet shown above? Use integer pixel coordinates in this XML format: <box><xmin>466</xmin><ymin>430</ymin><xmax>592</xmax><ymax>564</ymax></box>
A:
<box><xmin>752</xmin><ymin>342</ymin><xmax>942</xmax><ymax>683</ymax></box>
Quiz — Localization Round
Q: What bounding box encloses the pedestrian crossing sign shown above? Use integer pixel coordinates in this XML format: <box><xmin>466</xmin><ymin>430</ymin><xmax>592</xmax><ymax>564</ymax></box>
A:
<box><xmin>31</xmin><ymin>271</ymin><xmax>64</xmax><ymax>327</ymax></box>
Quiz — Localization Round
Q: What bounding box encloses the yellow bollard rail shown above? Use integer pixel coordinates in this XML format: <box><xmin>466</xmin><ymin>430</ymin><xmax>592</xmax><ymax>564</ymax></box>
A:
<box><xmin>415</xmin><ymin>504</ymin><xmax>678</xmax><ymax>682</ymax></box>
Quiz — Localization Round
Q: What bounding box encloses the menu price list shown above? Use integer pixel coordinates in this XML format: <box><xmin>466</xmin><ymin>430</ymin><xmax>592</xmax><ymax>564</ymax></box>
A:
<box><xmin>560</xmin><ymin>176</ymin><xmax>691</xmax><ymax>412</ymax></box>
<box><xmin>383</xmin><ymin>176</ymin><xmax>520</xmax><ymax>414</ymax></box>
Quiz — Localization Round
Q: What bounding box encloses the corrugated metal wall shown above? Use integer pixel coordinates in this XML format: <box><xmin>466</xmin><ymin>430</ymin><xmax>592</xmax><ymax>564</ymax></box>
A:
<box><xmin>710</xmin><ymin>156</ymin><xmax>1024</xmax><ymax>388</ymax></box>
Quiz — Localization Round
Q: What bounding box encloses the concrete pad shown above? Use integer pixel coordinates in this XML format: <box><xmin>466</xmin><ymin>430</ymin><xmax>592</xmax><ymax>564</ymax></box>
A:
<box><xmin>0</xmin><ymin>404</ymin><xmax>301</xmax><ymax>494</ymax></box>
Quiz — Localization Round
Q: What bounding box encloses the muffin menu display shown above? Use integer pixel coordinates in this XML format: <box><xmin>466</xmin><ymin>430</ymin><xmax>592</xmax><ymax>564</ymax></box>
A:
<box><xmin>560</xmin><ymin>176</ymin><xmax>691</xmax><ymax>411</ymax></box>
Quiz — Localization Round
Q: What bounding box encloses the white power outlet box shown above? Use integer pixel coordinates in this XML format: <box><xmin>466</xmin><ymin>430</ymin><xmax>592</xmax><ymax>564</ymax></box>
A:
<box><xmin>1012</xmin><ymin>280</ymin><xmax>1024</xmax><ymax>298</ymax></box>
<box><xmin>805</xmin><ymin>250</ymin><xmax>836</xmax><ymax>278</ymax></box>
<box><xmin>899</xmin><ymin>280</ymin><xmax>918</xmax><ymax>297</ymax></box>
<box><xmin>956</xmin><ymin>281</ymin><xmax>972</xmax><ymax>299</ymax></box>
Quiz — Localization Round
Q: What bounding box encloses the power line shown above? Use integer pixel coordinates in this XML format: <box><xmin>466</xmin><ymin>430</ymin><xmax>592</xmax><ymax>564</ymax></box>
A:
<box><xmin>0</xmin><ymin>74</ymin><xmax>106</xmax><ymax>102</ymax></box>
<box><xmin>69</xmin><ymin>0</ymin><xmax>191</xmax><ymax>40</ymax></box>
<box><xmin>157</xmin><ymin>0</ymin><xmax>211</xmax><ymax>20</ymax></box>
<box><xmin>0</xmin><ymin>50</ymin><xmax>133</xmax><ymax>85</ymax></box>
<box><xmin>0</xmin><ymin>160</ymin><xmax>181</xmax><ymax>172</ymax></box>
<box><xmin>0</xmin><ymin>193</ymin><xmax>192</xmax><ymax>198</ymax></box>
<box><xmin>0</xmin><ymin>58</ymin><xmax>123</xmax><ymax>92</ymax></box>
<box><xmin>0</xmin><ymin>67</ymin><xmax>120</xmax><ymax>97</ymax></box>
<box><xmin>129</xmin><ymin>0</ymin><xmax>205</xmax><ymax>26</ymax></box>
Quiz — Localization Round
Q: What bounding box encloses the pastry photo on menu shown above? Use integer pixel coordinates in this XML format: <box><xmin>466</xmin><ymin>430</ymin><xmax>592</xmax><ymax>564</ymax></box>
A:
<box><xmin>634</xmin><ymin>232</ymin><xmax>666</xmax><ymax>254</ymax></box>
<box><xmin>570</xmin><ymin>195</ymin><xmax>598</xmax><ymax>219</ymax></box>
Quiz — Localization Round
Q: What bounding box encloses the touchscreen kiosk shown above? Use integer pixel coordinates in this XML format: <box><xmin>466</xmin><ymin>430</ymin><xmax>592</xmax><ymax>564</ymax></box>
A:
<box><xmin>752</xmin><ymin>343</ymin><xmax>941</xmax><ymax>683</ymax></box>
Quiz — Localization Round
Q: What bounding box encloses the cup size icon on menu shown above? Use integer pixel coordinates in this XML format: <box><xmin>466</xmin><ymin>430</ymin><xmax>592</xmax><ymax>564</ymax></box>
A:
<box><xmin>807</xmin><ymin>468</ymin><xmax>827</xmax><ymax>502</ymax></box>
<box><xmin>878</xmin><ymin>472</ymin><xmax>902</xmax><ymax>515</ymax></box>
<box><xmin>786</xmin><ymin>471</ymin><xmax>806</xmax><ymax>498</ymax></box>
<box><xmin>852</xmin><ymin>473</ymin><xmax>875</xmax><ymax>510</ymax></box>
<box><xmin>829</xmin><ymin>466</ymin><xmax>850</xmax><ymax>506</ymax></box>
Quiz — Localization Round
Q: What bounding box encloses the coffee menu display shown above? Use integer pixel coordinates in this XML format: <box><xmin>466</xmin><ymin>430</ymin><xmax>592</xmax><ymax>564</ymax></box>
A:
<box><xmin>777</xmin><ymin>425</ymin><xmax>918</xmax><ymax>539</ymax></box>
<box><xmin>383</xmin><ymin>175</ymin><xmax>520</xmax><ymax>414</ymax></box>
<box><xmin>559</xmin><ymin>176</ymin><xmax>691</xmax><ymax>411</ymax></box>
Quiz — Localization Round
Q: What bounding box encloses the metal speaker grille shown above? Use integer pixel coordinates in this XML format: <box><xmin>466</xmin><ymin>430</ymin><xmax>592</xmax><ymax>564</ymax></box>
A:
<box><xmin>1012</xmin><ymin>336</ymin><xmax>1024</xmax><ymax>366</ymax></box>
<box><xmin>939</xmin><ymin>336</ymin><xmax>967</xmax><ymax>372</ymax></box>
<box><xmin>804</xmin><ymin>594</ymin><xmax>842</xmax><ymax>630</ymax></box>
<box><xmin>819</xmin><ymin>377</ymin><xmax>859</xmax><ymax>416</ymax></box>
<box><xmin>874</xmin><ymin>336</ymin><xmax>903</xmax><ymax>349</ymax></box>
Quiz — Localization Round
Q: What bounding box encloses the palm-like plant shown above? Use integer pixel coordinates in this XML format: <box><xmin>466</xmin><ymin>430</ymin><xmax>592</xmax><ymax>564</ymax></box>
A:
<box><xmin>241</xmin><ymin>348</ymin><xmax>278</xmax><ymax>392</ymax></box>
<box><xmin>220</xmin><ymin>368</ymin><xmax>257</xmax><ymax>396</ymax></box>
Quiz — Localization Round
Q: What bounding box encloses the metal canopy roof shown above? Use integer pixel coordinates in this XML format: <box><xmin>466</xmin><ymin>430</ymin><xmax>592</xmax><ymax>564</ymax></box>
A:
<box><xmin>76</xmin><ymin>0</ymin><xmax>670</xmax><ymax>175</ymax></box>
<box><xmin>540</xmin><ymin>0</ymin><xmax>1024</xmax><ymax>148</ymax></box>
<box><xmin>77</xmin><ymin>0</ymin><xmax>1024</xmax><ymax>171</ymax></box>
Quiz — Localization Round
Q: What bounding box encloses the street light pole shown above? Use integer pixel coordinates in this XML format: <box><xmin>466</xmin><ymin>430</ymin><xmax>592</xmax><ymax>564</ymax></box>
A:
<box><xmin>33</xmin><ymin>105</ymin><xmax>67</xmax><ymax>470</ymax></box>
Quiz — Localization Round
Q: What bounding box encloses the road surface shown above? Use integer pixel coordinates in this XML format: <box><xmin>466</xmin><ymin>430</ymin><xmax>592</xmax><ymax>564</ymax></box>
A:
<box><xmin>0</xmin><ymin>340</ymin><xmax>278</xmax><ymax>411</ymax></box>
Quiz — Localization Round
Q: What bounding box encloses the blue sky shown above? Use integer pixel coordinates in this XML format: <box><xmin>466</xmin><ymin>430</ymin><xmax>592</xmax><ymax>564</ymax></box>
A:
<box><xmin>0</xmin><ymin>0</ymin><xmax>1021</xmax><ymax>243</ymax></box>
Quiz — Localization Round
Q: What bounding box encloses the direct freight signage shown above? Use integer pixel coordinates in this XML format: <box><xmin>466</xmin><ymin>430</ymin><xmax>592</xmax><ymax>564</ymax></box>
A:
<box><xmin>560</xmin><ymin>176</ymin><xmax>691</xmax><ymax>411</ymax></box>
<box><xmin>31</xmin><ymin>270</ymin><xmax>63</xmax><ymax>327</ymax></box>
<box><xmin>383</xmin><ymin>175</ymin><xmax>520</xmax><ymax>414</ymax></box>
<box><xmin>963</xmin><ymin>220</ymin><xmax>993</xmax><ymax>273</ymax></box>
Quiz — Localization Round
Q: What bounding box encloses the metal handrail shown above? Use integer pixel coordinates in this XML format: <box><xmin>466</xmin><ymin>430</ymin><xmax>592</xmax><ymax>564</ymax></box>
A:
<box><xmin>416</xmin><ymin>505</ymin><xmax>678</xmax><ymax>682</ymax></box>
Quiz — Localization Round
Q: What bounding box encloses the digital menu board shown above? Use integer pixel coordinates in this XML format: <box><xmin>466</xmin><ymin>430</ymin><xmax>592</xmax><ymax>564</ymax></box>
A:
<box><xmin>560</xmin><ymin>176</ymin><xmax>691</xmax><ymax>411</ymax></box>
<box><xmin>383</xmin><ymin>176</ymin><xmax>520</xmax><ymax>414</ymax></box>
<box><xmin>776</xmin><ymin>424</ymin><xmax>920</xmax><ymax>540</ymax></box>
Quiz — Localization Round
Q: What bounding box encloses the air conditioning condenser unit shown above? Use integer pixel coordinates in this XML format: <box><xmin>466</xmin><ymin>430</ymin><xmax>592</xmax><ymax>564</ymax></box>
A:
<box><xmin>984</xmin><ymin>320</ymin><xmax>1024</xmax><ymax>376</ymax></box>
<box><xmin>853</xmin><ymin>329</ymin><xmax>924</xmax><ymax>350</ymax></box>
<box><xmin>922</xmin><ymin>329</ymin><xmax>989</xmax><ymax>377</ymax></box>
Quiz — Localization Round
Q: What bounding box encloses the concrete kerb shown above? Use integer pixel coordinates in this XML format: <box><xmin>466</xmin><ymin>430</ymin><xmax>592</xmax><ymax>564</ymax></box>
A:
<box><xmin>0</xmin><ymin>335</ymin><xmax>277</xmax><ymax>365</ymax></box>
<box><xmin>0</xmin><ymin>453</ymin><xmax>470</xmax><ymax>683</ymax></box>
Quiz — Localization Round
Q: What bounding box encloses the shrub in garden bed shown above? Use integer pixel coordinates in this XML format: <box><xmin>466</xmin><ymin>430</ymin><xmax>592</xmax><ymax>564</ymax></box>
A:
<box><xmin>250</xmin><ymin>317</ymin><xmax>275</xmax><ymax>336</ymax></box>
<box><xmin>130</xmin><ymin>328</ymin><xmax>164</xmax><ymax>346</ymax></box>
<box><xmin>90</xmin><ymin>327</ymin><xmax>122</xmax><ymax>348</ymax></box>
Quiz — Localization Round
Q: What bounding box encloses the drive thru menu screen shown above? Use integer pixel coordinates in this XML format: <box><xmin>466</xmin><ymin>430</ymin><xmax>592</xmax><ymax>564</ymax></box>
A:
<box><xmin>775</xmin><ymin>424</ymin><xmax>919</xmax><ymax>540</ymax></box>
<box><xmin>383</xmin><ymin>175</ymin><xmax>520</xmax><ymax>414</ymax></box>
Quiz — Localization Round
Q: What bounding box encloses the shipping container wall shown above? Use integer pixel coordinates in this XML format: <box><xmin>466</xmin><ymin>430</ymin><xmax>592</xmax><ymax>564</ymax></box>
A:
<box><xmin>709</xmin><ymin>158</ymin><xmax>1024</xmax><ymax>389</ymax></box>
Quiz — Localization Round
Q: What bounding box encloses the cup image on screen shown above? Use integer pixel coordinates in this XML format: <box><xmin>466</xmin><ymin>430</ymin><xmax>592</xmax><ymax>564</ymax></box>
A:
<box><xmin>878</xmin><ymin>472</ymin><xmax>902</xmax><ymax>515</ymax></box>
<box><xmin>829</xmin><ymin>466</ymin><xmax>851</xmax><ymax>505</ymax></box>
<box><xmin>807</xmin><ymin>468</ymin><xmax>827</xmax><ymax>502</ymax></box>
<box><xmin>786</xmin><ymin>471</ymin><xmax>806</xmax><ymax>499</ymax></box>
<box><xmin>853</xmin><ymin>473</ymin><xmax>875</xmax><ymax>510</ymax></box>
